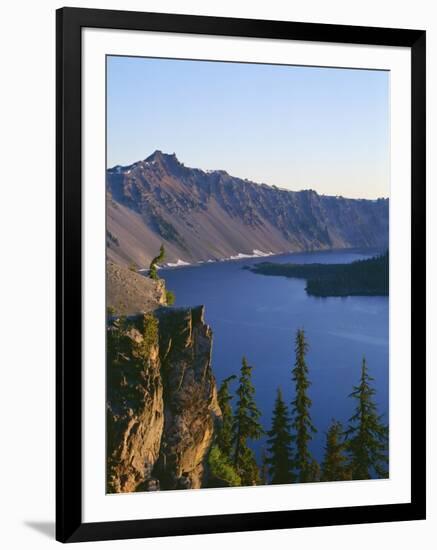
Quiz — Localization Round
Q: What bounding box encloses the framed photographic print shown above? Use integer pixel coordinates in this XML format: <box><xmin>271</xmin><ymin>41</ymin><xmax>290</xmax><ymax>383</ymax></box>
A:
<box><xmin>56</xmin><ymin>7</ymin><xmax>426</xmax><ymax>543</ymax></box>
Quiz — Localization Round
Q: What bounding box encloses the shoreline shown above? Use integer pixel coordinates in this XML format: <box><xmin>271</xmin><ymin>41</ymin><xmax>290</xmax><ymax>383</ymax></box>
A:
<box><xmin>137</xmin><ymin>246</ymin><xmax>383</xmax><ymax>273</ymax></box>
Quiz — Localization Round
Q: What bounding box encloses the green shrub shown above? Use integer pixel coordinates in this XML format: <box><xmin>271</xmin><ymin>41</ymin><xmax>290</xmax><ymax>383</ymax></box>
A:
<box><xmin>208</xmin><ymin>445</ymin><xmax>241</xmax><ymax>487</ymax></box>
<box><xmin>166</xmin><ymin>290</ymin><xmax>176</xmax><ymax>306</ymax></box>
<box><xmin>139</xmin><ymin>314</ymin><xmax>159</xmax><ymax>357</ymax></box>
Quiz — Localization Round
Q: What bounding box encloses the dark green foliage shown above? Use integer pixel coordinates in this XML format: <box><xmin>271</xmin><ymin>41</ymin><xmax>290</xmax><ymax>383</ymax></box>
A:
<box><xmin>250</xmin><ymin>251</ymin><xmax>389</xmax><ymax>297</ymax></box>
<box><xmin>291</xmin><ymin>329</ymin><xmax>318</xmax><ymax>482</ymax></box>
<box><xmin>208</xmin><ymin>445</ymin><xmax>241</xmax><ymax>487</ymax></box>
<box><xmin>260</xmin><ymin>446</ymin><xmax>269</xmax><ymax>485</ymax></box>
<box><xmin>216</xmin><ymin>375</ymin><xmax>237</xmax><ymax>460</ymax></box>
<box><xmin>233</xmin><ymin>357</ymin><xmax>263</xmax><ymax>485</ymax></box>
<box><xmin>345</xmin><ymin>357</ymin><xmax>388</xmax><ymax>480</ymax></box>
<box><xmin>147</xmin><ymin>245</ymin><xmax>177</xmax><ymax>304</ymax></box>
<box><xmin>321</xmin><ymin>420</ymin><xmax>350</xmax><ymax>482</ymax></box>
<box><xmin>138</xmin><ymin>314</ymin><xmax>159</xmax><ymax>357</ymax></box>
<box><xmin>309</xmin><ymin>459</ymin><xmax>321</xmax><ymax>482</ymax></box>
<box><xmin>237</xmin><ymin>446</ymin><xmax>261</xmax><ymax>486</ymax></box>
<box><xmin>165</xmin><ymin>289</ymin><xmax>175</xmax><ymax>305</ymax></box>
<box><xmin>266</xmin><ymin>388</ymin><xmax>295</xmax><ymax>484</ymax></box>
<box><xmin>149</xmin><ymin>244</ymin><xmax>165</xmax><ymax>280</ymax></box>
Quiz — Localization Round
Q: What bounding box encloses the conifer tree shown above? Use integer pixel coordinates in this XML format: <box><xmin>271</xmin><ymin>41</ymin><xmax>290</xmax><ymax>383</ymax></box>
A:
<box><xmin>321</xmin><ymin>420</ymin><xmax>350</xmax><ymax>482</ymax></box>
<box><xmin>290</xmin><ymin>329</ymin><xmax>318</xmax><ymax>482</ymax></box>
<box><xmin>309</xmin><ymin>458</ymin><xmax>321</xmax><ymax>482</ymax></box>
<box><xmin>266</xmin><ymin>388</ymin><xmax>295</xmax><ymax>484</ymax></box>
<box><xmin>233</xmin><ymin>356</ymin><xmax>263</xmax><ymax>485</ymax></box>
<box><xmin>216</xmin><ymin>375</ymin><xmax>237</xmax><ymax>460</ymax></box>
<box><xmin>148</xmin><ymin>244</ymin><xmax>165</xmax><ymax>280</ymax></box>
<box><xmin>345</xmin><ymin>357</ymin><xmax>388</xmax><ymax>480</ymax></box>
<box><xmin>260</xmin><ymin>446</ymin><xmax>269</xmax><ymax>485</ymax></box>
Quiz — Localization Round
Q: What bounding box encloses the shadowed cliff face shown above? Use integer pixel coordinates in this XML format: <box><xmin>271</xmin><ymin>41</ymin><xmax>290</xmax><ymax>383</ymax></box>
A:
<box><xmin>106</xmin><ymin>151</ymin><xmax>389</xmax><ymax>267</ymax></box>
<box><xmin>106</xmin><ymin>306</ymin><xmax>221</xmax><ymax>493</ymax></box>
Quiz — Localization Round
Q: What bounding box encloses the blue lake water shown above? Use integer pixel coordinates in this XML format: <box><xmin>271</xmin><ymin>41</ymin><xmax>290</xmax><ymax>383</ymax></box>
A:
<box><xmin>160</xmin><ymin>248</ymin><xmax>389</xmax><ymax>464</ymax></box>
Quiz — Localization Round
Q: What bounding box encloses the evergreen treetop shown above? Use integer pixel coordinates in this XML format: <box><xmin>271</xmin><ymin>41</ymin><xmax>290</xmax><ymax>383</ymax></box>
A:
<box><xmin>149</xmin><ymin>244</ymin><xmax>165</xmax><ymax>280</ymax></box>
<box><xmin>345</xmin><ymin>357</ymin><xmax>388</xmax><ymax>480</ymax></box>
<box><xmin>321</xmin><ymin>420</ymin><xmax>350</xmax><ymax>482</ymax></box>
<box><xmin>291</xmin><ymin>329</ymin><xmax>318</xmax><ymax>483</ymax></box>
<box><xmin>266</xmin><ymin>387</ymin><xmax>295</xmax><ymax>485</ymax></box>
<box><xmin>233</xmin><ymin>356</ymin><xmax>263</xmax><ymax>485</ymax></box>
<box><xmin>216</xmin><ymin>375</ymin><xmax>237</xmax><ymax>460</ymax></box>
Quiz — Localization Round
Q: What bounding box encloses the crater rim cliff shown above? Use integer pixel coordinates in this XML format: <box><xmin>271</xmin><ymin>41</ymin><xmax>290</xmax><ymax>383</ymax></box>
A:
<box><xmin>107</xmin><ymin>151</ymin><xmax>389</xmax><ymax>268</ymax></box>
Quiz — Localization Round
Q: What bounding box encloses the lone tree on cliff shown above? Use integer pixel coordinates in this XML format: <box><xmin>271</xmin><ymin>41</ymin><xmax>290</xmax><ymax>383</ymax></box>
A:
<box><xmin>290</xmin><ymin>329</ymin><xmax>318</xmax><ymax>482</ymax></box>
<box><xmin>233</xmin><ymin>356</ymin><xmax>263</xmax><ymax>485</ymax></box>
<box><xmin>345</xmin><ymin>357</ymin><xmax>388</xmax><ymax>480</ymax></box>
<box><xmin>266</xmin><ymin>388</ymin><xmax>295</xmax><ymax>485</ymax></box>
<box><xmin>216</xmin><ymin>375</ymin><xmax>237</xmax><ymax>461</ymax></box>
<box><xmin>321</xmin><ymin>420</ymin><xmax>350</xmax><ymax>482</ymax></box>
<box><xmin>148</xmin><ymin>244</ymin><xmax>165</xmax><ymax>280</ymax></box>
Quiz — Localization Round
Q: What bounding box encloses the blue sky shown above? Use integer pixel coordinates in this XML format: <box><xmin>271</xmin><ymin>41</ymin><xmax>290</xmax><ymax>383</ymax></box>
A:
<box><xmin>107</xmin><ymin>56</ymin><xmax>389</xmax><ymax>199</ymax></box>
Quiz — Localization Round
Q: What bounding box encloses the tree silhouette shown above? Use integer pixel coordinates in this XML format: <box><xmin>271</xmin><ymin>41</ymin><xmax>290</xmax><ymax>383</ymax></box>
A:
<box><xmin>345</xmin><ymin>357</ymin><xmax>388</xmax><ymax>479</ymax></box>
<box><xmin>290</xmin><ymin>329</ymin><xmax>318</xmax><ymax>482</ymax></box>
<box><xmin>148</xmin><ymin>244</ymin><xmax>165</xmax><ymax>280</ymax></box>
<box><xmin>233</xmin><ymin>357</ymin><xmax>263</xmax><ymax>485</ymax></box>
<box><xmin>266</xmin><ymin>388</ymin><xmax>295</xmax><ymax>484</ymax></box>
<box><xmin>321</xmin><ymin>420</ymin><xmax>350</xmax><ymax>481</ymax></box>
<box><xmin>216</xmin><ymin>375</ymin><xmax>237</xmax><ymax>461</ymax></box>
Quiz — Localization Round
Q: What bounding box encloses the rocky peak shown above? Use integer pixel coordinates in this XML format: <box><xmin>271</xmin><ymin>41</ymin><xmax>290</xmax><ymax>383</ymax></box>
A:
<box><xmin>145</xmin><ymin>150</ymin><xmax>183</xmax><ymax>173</ymax></box>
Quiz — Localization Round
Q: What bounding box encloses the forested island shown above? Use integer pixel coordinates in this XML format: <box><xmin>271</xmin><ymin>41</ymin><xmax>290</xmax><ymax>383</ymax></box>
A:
<box><xmin>248</xmin><ymin>252</ymin><xmax>388</xmax><ymax>297</ymax></box>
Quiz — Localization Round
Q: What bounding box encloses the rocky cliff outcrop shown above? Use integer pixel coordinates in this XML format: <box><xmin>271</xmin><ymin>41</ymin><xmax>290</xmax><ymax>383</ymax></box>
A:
<box><xmin>106</xmin><ymin>150</ymin><xmax>389</xmax><ymax>267</ymax></box>
<box><xmin>106</xmin><ymin>306</ymin><xmax>221</xmax><ymax>493</ymax></box>
<box><xmin>106</xmin><ymin>260</ymin><xmax>167</xmax><ymax>315</ymax></box>
<box><xmin>155</xmin><ymin>306</ymin><xmax>221</xmax><ymax>489</ymax></box>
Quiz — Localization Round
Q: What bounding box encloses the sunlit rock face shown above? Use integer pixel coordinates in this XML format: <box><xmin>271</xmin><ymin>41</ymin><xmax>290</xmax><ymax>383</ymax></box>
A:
<box><xmin>106</xmin><ymin>306</ymin><xmax>221</xmax><ymax>493</ymax></box>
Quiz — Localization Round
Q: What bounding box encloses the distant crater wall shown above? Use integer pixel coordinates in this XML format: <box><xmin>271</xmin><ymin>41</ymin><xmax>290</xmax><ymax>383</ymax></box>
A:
<box><xmin>106</xmin><ymin>151</ymin><xmax>389</xmax><ymax>267</ymax></box>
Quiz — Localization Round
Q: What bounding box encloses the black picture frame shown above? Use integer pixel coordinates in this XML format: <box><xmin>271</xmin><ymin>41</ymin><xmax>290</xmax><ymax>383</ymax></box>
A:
<box><xmin>56</xmin><ymin>7</ymin><xmax>426</xmax><ymax>543</ymax></box>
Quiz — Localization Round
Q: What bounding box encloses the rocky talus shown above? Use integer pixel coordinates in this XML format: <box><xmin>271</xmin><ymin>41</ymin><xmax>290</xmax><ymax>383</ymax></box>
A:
<box><xmin>106</xmin><ymin>306</ymin><xmax>221</xmax><ymax>493</ymax></box>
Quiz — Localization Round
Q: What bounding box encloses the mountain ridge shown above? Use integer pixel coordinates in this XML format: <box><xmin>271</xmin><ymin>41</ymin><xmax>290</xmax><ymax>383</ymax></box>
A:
<box><xmin>106</xmin><ymin>151</ymin><xmax>389</xmax><ymax>267</ymax></box>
